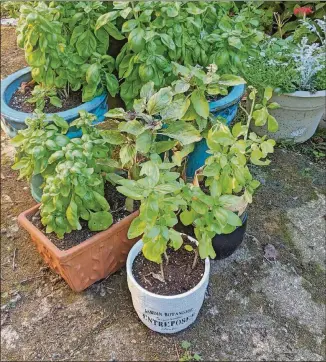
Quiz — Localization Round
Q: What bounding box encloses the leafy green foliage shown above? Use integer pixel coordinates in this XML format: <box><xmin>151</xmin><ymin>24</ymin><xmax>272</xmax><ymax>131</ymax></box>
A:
<box><xmin>16</xmin><ymin>1</ymin><xmax>119</xmax><ymax>105</ymax></box>
<box><xmin>98</xmin><ymin>81</ymin><xmax>201</xmax><ymax>180</ymax></box>
<box><xmin>179</xmin><ymin>340</ymin><xmax>202</xmax><ymax>362</ymax></box>
<box><xmin>12</xmin><ymin>110</ymin><xmax>116</xmax><ymax>238</ymax></box>
<box><xmin>0</xmin><ymin>1</ymin><xmax>37</xmax><ymax>19</ymax></box>
<box><xmin>172</xmin><ymin>63</ymin><xmax>245</xmax><ymax>131</ymax></box>
<box><xmin>11</xmin><ymin>110</ymin><xmax>69</xmax><ymax>181</ymax></box>
<box><xmin>203</xmin><ymin>4</ymin><xmax>265</xmax><ymax>74</ymax></box>
<box><xmin>252</xmin><ymin>87</ymin><xmax>279</xmax><ymax>132</ymax></box>
<box><xmin>180</xmin><ymin>88</ymin><xmax>275</xmax><ymax>260</ymax></box>
<box><xmin>241</xmin><ymin>38</ymin><xmax>300</xmax><ymax>94</ymax></box>
<box><xmin>97</xmin><ymin>1</ymin><xmax>219</xmax><ymax>107</ymax></box>
<box><xmin>116</xmin><ymin>156</ymin><xmax>185</xmax><ymax>263</ymax></box>
<box><xmin>39</xmin><ymin>111</ymin><xmax>115</xmax><ymax>238</ymax></box>
<box><xmin>27</xmin><ymin>85</ymin><xmax>62</xmax><ymax>110</ymax></box>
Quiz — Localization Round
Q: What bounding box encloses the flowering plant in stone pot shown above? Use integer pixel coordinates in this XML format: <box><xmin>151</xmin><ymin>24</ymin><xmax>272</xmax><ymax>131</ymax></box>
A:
<box><xmin>243</xmin><ymin>16</ymin><xmax>326</xmax><ymax>143</ymax></box>
<box><xmin>15</xmin><ymin>110</ymin><xmax>142</xmax><ymax>292</ymax></box>
<box><xmin>177</xmin><ymin>88</ymin><xmax>276</xmax><ymax>259</ymax></box>
<box><xmin>118</xmin><ymin>156</ymin><xmax>210</xmax><ymax>334</ymax></box>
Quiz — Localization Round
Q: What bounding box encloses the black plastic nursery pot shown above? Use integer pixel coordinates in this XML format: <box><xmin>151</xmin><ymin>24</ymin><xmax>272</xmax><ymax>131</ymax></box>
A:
<box><xmin>174</xmin><ymin>213</ymin><xmax>248</xmax><ymax>260</ymax></box>
<box><xmin>212</xmin><ymin>213</ymin><xmax>248</xmax><ymax>260</ymax></box>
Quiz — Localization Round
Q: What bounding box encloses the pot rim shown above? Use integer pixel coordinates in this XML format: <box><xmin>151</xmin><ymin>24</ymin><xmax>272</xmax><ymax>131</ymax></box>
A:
<box><xmin>0</xmin><ymin>67</ymin><xmax>107</xmax><ymax>122</ymax></box>
<box><xmin>127</xmin><ymin>236</ymin><xmax>210</xmax><ymax>300</ymax></box>
<box><xmin>18</xmin><ymin>203</ymin><xmax>139</xmax><ymax>259</ymax></box>
<box><xmin>208</xmin><ymin>83</ymin><xmax>246</xmax><ymax>111</ymax></box>
<box><xmin>281</xmin><ymin>89</ymin><xmax>326</xmax><ymax>98</ymax></box>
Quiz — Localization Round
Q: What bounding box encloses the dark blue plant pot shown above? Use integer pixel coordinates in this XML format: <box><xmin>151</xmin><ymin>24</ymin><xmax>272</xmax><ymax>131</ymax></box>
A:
<box><xmin>0</xmin><ymin>67</ymin><xmax>108</xmax><ymax>138</ymax></box>
<box><xmin>186</xmin><ymin>84</ymin><xmax>245</xmax><ymax>179</ymax></box>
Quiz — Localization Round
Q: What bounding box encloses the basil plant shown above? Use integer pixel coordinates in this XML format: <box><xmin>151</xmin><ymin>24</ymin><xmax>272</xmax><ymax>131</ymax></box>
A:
<box><xmin>16</xmin><ymin>1</ymin><xmax>120</xmax><ymax>108</ymax></box>
<box><xmin>180</xmin><ymin>88</ymin><xmax>276</xmax><ymax>259</ymax></box>
<box><xmin>96</xmin><ymin>1</ymin><xmax>219</xmax><ymax>107</ymax></box>
<box><xmin>116</xmin><ymin>155</ymin><xmax>188</xmax><ymax>278</ymax></box>
<box><xmin>12</xmin><ymin>110</ymin><xmax>117</xmax><ymax>238</ymax></box>
<box><xmin>40</xmin><ymin>111</ymin><xmax>119</xmax><ymax>238</ymax></box>
<box><xmin>171</xmin><ymin>63</ymin><xmax>246</xmax><ymax>131</ymax></box>
<box><xmin>97</xmin><ymin>81</ymin><xmax>202</xmax><ymax>210</ymax></box>
<box><xmin>204</xmin><ymin>4</ymin><xmax>265</xmax><ymax>74</ymax></box>
<box><xmin>11</xmin><ymin>110</ymin><xmax>70</xmax><ymax>180</ymax></box>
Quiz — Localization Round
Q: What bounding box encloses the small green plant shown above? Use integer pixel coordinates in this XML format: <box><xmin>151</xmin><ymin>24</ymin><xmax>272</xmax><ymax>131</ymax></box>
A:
<box><xmin>27</xmin><ymin>84</ymin><xmax>62</xmax><ymax>111</ymax></box>
<box><xmin>96</xmin><ymin>1</ymin><xmax>219</xmax><ymax>107</ymax></box>
<box><xmin>98</xmin><ymin>81</ymin><xmax>202</xmax><ymax>210</ymax></box>
<box><xmin>116</xmin><ymin>155</ymin><xmax>186</xmax><ymax>278</ymax></box>
<box><xmin>181</xmin><ymin>88</ymin><xmax>276</xmax><ymax>259</ymax></box>
<box><xmin>249</xmin><ymin>86</ymin><xmax>279</xmax><ymax>133</ymax></box>
<box><xmin>16</xmin><ymin>1</ymin><xmax>119</xmax><ymax>107</ymax></box>
<box><xmin>242</xmin><ymin>38</ymin><xmax>299</xmax><ymax>95</ymax></box>
<box><xmin>11</xmin><ymin>110</ymin><xmax>70</xmax><ymax>180</ymax></box>
<box><xmin>242</xmin><ymin>17</ymin><xmax>326</xmax><ymax>94</ymax></box>
<box><xmin>203</xmin><ymin>4</ymin><xmax>265</xmax><ymax>74</ymax></box>
<box><xmin>39</xmin><ymin>111</ymin><xmax>116</xmax><ymax>238</ymax></box>
<box><xmin>179</xmin><ymin>341</ymin><xmax>202</xmax><ymax>362</ymax></box>
<box><xmin>172</xmin><ymin>63</ymin><xmax>245</xmax><ymax>131</ymax></box>
<box><xmin>313</xmin><ymin>150</ymin><xmax>326</xmax><ymax>159</ymax></box>
<box><xmin>12</xmin><ymin>110</ymin><xmax>117</xmax><ymax>238</ymax></box>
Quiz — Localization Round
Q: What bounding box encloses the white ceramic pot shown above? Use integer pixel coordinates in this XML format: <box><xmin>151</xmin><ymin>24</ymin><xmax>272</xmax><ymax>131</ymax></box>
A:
<box><xmin>251</xmin><ymin>90</ymin><xmax>326</xmax><ymax>143</ymax></box>
<box><xmin>126</xmin><ymin>238</ymin><xmax>210</xmax><ymax>334</ymax></box>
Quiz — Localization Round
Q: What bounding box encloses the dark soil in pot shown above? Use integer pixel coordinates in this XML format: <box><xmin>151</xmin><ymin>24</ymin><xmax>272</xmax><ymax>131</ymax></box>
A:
<box><xmin>207</xmin><ymin>94</ymin><xmax>224</xmax><ymax>102</ymax></box>
<box><xmin>206</xmin><ymin>87</ymin><xmax>231</xmax><ymax>102</ymax></box>
<box><xmin>132</xmin><ymin>235</ymin><xmax>205</xmax><ymax>296</ymax></box>
<box><xmin>29</xmin><ymin>182</ymin><xmax>139</xmax><ymax>250</ymax></box>
<box><xmin>9</xmin><ymin>83</ymin><xmax>83</xmax><ymax>113</ymax></box>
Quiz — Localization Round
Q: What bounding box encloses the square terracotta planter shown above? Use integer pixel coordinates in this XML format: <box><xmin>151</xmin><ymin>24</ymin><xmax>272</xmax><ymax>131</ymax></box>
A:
<box><xmin>18</xmin><ymin>204</ymin><xmax>140</xmax><ymax>292</ymax></box>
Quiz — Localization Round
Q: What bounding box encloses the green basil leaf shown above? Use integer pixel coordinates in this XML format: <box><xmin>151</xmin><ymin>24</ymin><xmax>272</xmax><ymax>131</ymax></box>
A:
<box><xmin>88</xmin><ymin>211</ymin><xmax>113</xmax><ymax>231</ymax></box>
<box><xmin>161</xmin><ymin>121</ymin><xmax>201</xmax><ymax>145</ymax></box>
<box><xmin>105</xmin><ymin>73</ymin><xmax>119</xmax><ymax>97</ymax></box>
<box><xmin>127</xmin><ymin>217</ymin><xmax>146</xmax><ymax>239</ymax></box>
<box><xmin>191</xmin><ymin>89</ymin><xmax>209</xmax><ymax>119</ymax></box>
<box><xmin>147</xmin><ymin>87</ymin><xmax>173</xmax><ymax>115</ymax></box>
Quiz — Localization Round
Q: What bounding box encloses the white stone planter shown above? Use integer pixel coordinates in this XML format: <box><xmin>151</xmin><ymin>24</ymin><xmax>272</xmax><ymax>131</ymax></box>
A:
<box><xmin>126</xmin><ymin>238</ymin><xmax>210</xmax><ymax>334</ymax></box>
<box><xmin>251</xmin><ymin>90</ymin><xmax>326</xmax><ymax>143</ymax></box>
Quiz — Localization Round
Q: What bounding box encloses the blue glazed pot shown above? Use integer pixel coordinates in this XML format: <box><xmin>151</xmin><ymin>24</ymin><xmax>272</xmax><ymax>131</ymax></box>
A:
<box><xmin>186</xmin><ymin>84</ymin><xmax>245</xmax><ymax>179</ymax></box>
<box><xmin>31</xmin><ymin>174</ymin><xmax>43</xmax><ymax>203</ymax></box>
<box><xmin>1</xmin><ymin>67</ymin><xmax>108</xmax><ymax>138</ymax></box>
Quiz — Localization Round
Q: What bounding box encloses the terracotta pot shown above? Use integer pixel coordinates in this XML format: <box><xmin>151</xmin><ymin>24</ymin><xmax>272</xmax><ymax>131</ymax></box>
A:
<box><xmin>18</xmin><ymin>204</ymin><xmax>140</xmax><ymax>292</ymax></box>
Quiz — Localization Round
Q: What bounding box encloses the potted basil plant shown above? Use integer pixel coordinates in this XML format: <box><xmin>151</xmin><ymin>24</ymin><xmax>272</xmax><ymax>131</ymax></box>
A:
<box><xmin>171</xmin><ymin>62</ymin><xmax>246</xmax><ymax>178</ymax></box>
<box><xmin>178</xmin><ymin>88</ymin><xmax>276</xmax><ymax>259</ymax></box>
<box><xmin>15</xmin><ymin>111</ymin><xmax>140</xmax><ymax>292</ymax></box>
<box><xmin>1</xmin><ymin>2</ymin><xmax>122</xmax><ymax>137</ymax></box>
<box><xmin>119</xmin><ymin>156</ymin><xmax>210</xmax><ymax>334</ymax></box>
